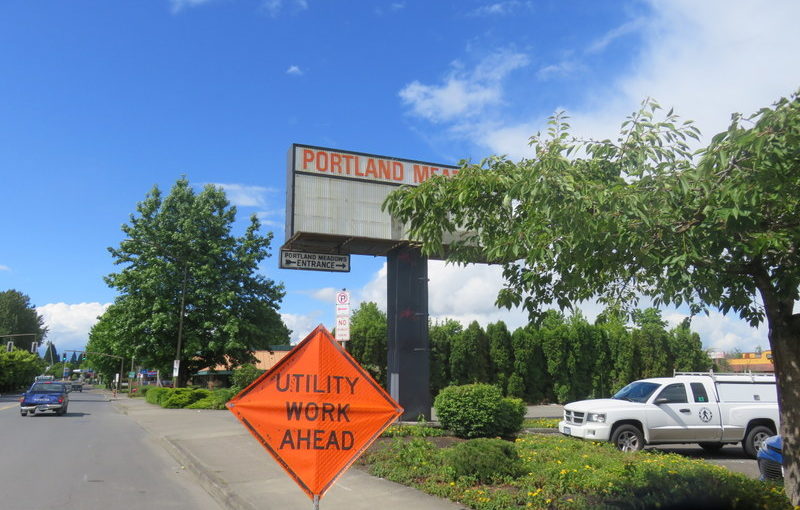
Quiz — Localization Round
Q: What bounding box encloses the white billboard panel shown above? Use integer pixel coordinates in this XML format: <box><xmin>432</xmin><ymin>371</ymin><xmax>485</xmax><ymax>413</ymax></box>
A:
<box><xmin>284</xmin><ymin>144</ymin><xmax>460</xmax><ymax>256</ymax></box>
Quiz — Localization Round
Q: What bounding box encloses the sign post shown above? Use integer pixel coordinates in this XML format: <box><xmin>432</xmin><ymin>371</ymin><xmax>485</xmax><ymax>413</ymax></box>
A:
<box><xmin>334</xmin><ymin>290</ymin><xmax>350</xmax><ymax>344</ymax></box>
<box><xmin>227</xmin><ymin>325</ymin><xmax>402</xmax><ymax>506</ymax></box>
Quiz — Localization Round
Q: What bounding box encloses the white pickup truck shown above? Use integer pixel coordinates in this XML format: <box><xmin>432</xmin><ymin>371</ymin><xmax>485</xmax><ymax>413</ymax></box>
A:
<box><xmin>558</xmin><ymin>372</ymin><xmax>779</xmax><ymax>458</ymax></box>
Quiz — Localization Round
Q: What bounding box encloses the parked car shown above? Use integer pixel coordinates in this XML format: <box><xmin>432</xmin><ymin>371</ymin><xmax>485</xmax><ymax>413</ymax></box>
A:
<box><xmin>19</xmin><ymin>381</ymin><xmax>70</xmax><ymax>416</ymax></box>
<box><xmin>70</xmin><ymin>380</ymin><xmax>83</xmax><ymax>392</ymax></box>
<box><xmin>758</xmin><ymin>435</ymin><xmax>783</xmax><ymax>482</ymax></box>
<box><xmin>558</xmin><ymin>372</ymin><xmax>778</xmax><ymax>457</ymax></box>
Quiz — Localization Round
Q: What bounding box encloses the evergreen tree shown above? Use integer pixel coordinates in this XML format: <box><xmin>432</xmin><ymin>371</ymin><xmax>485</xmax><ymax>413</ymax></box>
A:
<box><xmin>486</xmin><ymin>321</ymin><xmax>513</xmax><ymax>393</ymax></box>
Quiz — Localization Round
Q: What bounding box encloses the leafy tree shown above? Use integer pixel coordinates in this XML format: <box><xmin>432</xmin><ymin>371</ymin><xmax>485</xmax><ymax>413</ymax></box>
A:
<box><xmin>103</xmin><ymin>177</ymin><xmax>289</xmax><ymax>387</ymax></box>
<box><xmin>347</xmin><ymin>301</ymin><xmax>388</xmax><ymax>387</ymax></box>
<box><xmin>429</xmin><ymin>318</ymin><xmax>461</xmax><ymax>397</ymax></box>
<box><xmin>86</xmin><ymin>305</ymin><xmax>125</xmax><ymax>383</ymax></box>
<box><xmin>0</xmin><ymin>349</ymin><xmax>44</xmax><ymax>391</ymax></box>
<box><xmin>0</xmin><ymin>289</ymin><xmax>48</xmax><ymax>350</ymax></box>
<box><xmin>384</xmin><ymin>91</ymin><xmax>800</xmax><ymax>505</ymax></box>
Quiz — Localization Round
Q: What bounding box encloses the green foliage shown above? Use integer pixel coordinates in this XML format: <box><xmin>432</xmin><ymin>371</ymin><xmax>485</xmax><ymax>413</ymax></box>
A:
<box><xmin>486</xmin><ymin>321</ymin><xmax>513</xmax><ymax>392</ymax></box>
<box><xmin>384</xmin><ymin>92</ymin><xmax>800</xmax><ymax>504</ymax></box>
<box><xmin>434</xmin><ymin>383</ymin><xmax>524</xmax><ymax>439</ymax></box>
<box><xmin>348</xmin><ymin>302</ymin><xmax>387</xmax><ymax>386</ymax></box>
<box><xmin>495</xmin><ymin>397</ymin><xmax>526</xmax><ymax>438</ymax></box>
<box><xmin>159</xmin><ymin>388</ymin><xmax>210</xmax><ymax>408</ymax></box>
<box><xmin>232</xmin><ymin>364</ymin><xmax>264</xmax><ymax>391</ymax></box>
<box><xmin>98</xmin><ymin>177</ymin><xmax>290</xmax><ymax>386</ymax></box>
<box><xmin>0</xmin><ymin>349</ymin><xmax>45</xmax><ymax>392</ymax></box>
<box><xmin>523</xmin><ymin>418</ymin><xmax>559</xmax><ymax>429</ymax></box>
<box><xmin>185</xmin><ymin>388</ymin><xmax>236</xmax><ymax>409</ymax></box>
<box><xmin>0</xmin><ymin>289</ymin><xmax>48</xmax><ymax>350</ymax></box>
<box><xmin>145</xmin><ymin>387</ymin><xmax>169</xmax><ymax>405</ymax></box>
<box><xmin>443</xmin><ymin>438</ymin><xmax>524</xmax><ymax>484</ymax></box>
<box><xmin>429</xmin><ymin>319</ymin><xmax>461</xmax><ymax>397</ymax></box>
<box><xmin>362</xmin><ymin>434</ymin><xmax>792</xmax><ymax>510</ymax></box>
<box><xmin>381</xmin><ymin>424</ymin><xmax>449</xmax><ymax>438</ymax></box>
<box><xmin>449</xmin><ymin>321</ymin><xmax>490</xmax><ymax>385</ymax></box>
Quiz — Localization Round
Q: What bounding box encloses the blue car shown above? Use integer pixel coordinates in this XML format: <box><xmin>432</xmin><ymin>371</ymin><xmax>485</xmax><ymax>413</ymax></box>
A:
<box><xmin>757</xmin><ymin>435</ymin><xmax>783</xmax><ymax>482</ymax></box>
<box><xmin>19</xmin><ymin>381</ymin><xmax>70</xmax><ymax>416</ymax></box>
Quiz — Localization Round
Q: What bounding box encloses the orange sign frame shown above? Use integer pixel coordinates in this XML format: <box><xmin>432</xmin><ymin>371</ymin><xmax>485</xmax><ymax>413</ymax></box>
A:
<box><xmin>227</xmin><ymin>324</ymin><xmax>403</xmax><ymax>500</ymax></box>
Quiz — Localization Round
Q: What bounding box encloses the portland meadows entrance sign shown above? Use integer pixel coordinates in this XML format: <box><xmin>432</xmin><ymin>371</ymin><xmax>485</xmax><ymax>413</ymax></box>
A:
<box><xmin>282</xmin><ymin>144</ymin><xmax>460</xmax><ymax>421</ymax></box>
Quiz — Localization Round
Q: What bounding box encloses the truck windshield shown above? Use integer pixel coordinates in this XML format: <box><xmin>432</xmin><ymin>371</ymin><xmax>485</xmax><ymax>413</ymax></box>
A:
<box><xmin>612</xmin><ymin>382</ymin><xmax>660</xmax><ymax>403</ymax></box>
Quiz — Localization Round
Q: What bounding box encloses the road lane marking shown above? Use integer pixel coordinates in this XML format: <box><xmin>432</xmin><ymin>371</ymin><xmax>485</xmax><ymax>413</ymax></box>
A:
<box><xmin>0</xmin><ymin>404</ymin><xmax>18</xmax><ymax>411</ymax></box>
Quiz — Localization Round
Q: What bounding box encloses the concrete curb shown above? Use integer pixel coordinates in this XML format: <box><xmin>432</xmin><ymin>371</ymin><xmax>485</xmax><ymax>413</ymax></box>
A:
<box><xmin>161</xmin><ymin>436</ymin><xmax>255</xmax><ymax>510</ymax></box>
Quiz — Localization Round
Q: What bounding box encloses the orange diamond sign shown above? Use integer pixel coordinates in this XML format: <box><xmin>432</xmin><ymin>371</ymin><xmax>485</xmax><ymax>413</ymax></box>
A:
<box><xmin>227</xmin><ymin>324</ymin><xmax>403</xmax><ymax>500</ymax></box>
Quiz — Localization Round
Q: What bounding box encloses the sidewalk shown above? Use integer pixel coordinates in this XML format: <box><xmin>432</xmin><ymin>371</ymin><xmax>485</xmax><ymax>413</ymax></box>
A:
<box><xmin>107</xmin><ymin>393</ymin><xmax>466</xmax><ymax>510</ymax></box>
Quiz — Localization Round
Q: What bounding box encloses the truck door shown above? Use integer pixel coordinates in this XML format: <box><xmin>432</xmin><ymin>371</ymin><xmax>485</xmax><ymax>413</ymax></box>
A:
<box><xmin>686</xmin><ymin>382</ymin><xmax>723</xmax><ymax>441</ymax></box>
<box><xmin>646</xmin><ymin>382</ymin><xmax>721</xmax><ymax>442</ymax></box>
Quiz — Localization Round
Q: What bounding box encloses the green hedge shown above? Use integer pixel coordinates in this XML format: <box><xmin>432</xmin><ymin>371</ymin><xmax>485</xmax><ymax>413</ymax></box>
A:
<box><xmin>434</xmin><ymin>384</ymin><xmax>525</xmax><ymax>439</ymax></box>
<box><xmin>142</xmin><ymin>386</ymin><xmax>236</xmax><ymax>409</ymax></box>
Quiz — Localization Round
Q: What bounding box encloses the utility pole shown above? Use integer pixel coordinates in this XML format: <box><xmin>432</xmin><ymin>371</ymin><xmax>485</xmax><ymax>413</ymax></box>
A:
<box><xmin>174</xmin><ymin>263</ymin><xmax>188</xmax><ymax>388</ymax></box>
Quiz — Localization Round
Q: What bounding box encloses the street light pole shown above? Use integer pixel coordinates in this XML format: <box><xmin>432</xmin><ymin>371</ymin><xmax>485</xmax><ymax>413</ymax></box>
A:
<box><xmin>174</xmin><ymin>263</ymin><xmax>188</xmax><ymax>388</ymax></box>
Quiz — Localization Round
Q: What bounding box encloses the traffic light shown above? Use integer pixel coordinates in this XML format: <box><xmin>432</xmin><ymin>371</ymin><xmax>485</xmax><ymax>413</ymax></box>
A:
<box><xmin>5</xmin><ymin>341</ymin><xmax>12</xmax><ymax>352</ymax></box>
<box><xmin>62</xmin><ymin>353</ymin><xmax>67</xmax><ymax>362</ymax></box>
<box><xmin>30</xmin><ymin>341</ymin><xmax>38</xmax><ymax>353</ymax></box>
<box><xmin>81</xmin><ymin>352</ymin><xmax>87</xmax><ymax>361</ymax></box>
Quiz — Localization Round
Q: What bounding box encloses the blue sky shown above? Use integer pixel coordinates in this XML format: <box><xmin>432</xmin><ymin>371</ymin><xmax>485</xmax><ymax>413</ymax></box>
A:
<box><xmin>1</xmin><ymin>0</ymin><xmax>798</xmax><ymax>357</ymax></box>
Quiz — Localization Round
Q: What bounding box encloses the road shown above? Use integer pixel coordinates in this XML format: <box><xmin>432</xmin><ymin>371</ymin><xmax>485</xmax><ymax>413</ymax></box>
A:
<box><xmin>0</xmin><ymin>389</ymin><xmax>223</xmax><ymax>510</ymax></box>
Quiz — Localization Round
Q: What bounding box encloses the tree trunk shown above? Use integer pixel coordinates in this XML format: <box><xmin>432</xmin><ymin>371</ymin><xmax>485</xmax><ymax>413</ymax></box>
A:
<box><xmin>764</xmin><ymin>302</ymin><xmax>800</xmax><ymax>507</ymax></box>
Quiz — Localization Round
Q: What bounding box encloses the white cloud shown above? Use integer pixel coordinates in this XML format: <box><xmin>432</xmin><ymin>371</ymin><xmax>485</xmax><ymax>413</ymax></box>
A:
<box><xmin>286</xmin><ymin>65</ymin><xmax>303</xmax><ymax>76</ymax></box>
<box><xmin>399</xmin><ymin>52</ymin><xmax>529</xmax><ymax>123</ymax></box>
<box><xmin>204</xmin><ymin>182</ymin><xmax>279</xmax><ymax>208</ymax></box>
<box><xmin>426</xmin><ymin>1</ymin><xmax>800</xmax><ymax>160</ymax></box>
<box><xmin>261</xmin><ymin>0</ymin><xmax>308</xmax><ymax>17</ymax></box>
<box><xmin>281</xmin><ymin>312</ymin><xmax>320</xmax><ymax>344</ymax></box>
<box><xmin>586</xmin><ymin>18</ymin><xmax>646</xmax><ymax>54</ymax></box>
<box><xmin>470</xmin><ymin>1</ymin><xmax>531</xmax><ymax>16</ymax></box>
<box><xmin>537</xmin><ymin>60</ymin><xmax>581</xmax><ymax>80</ymax></box>
<box><xmin>37</xmin><ymin>302</ymin><xmax>110</xmax><ymax>353</ymax></box>
<box><xmin>0</xmin><ymin>264</ymin><xmax>10</xmax><ymax>271</ymax></box>
<box><xmin>666</xmin><ymin>310</ymin><xmax>770</xmax><ymax>353</ymax></box>
<box><xmin>169</xmin><ymin>0</ymin><xmax>217</xmax><ymax>13</ymax></box>
<box><xmin>375</xmin><ymin>2</ymin><xmax>405</xmax><ymax>15</ymax></box>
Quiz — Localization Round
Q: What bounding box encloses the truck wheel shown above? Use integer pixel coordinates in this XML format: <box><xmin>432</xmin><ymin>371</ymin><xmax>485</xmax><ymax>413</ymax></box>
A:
<box><xmin>611</xmin><ymin>425</ymin><xmax>644</xmax><ymax>452</ymax></box>
<box><xmin>698</xmin><ymin>442</ymin><xmax>724</xmax><ymax>452</ymax></box>
<box><xmin>20</xmin><ymin>412</ymin><xmax>27</xmax><ymax>417</ymax></box>
<box><xmin>743</xmin><ymin>425</ymin><xmax>772</xmax><ymax>458</ymax></box>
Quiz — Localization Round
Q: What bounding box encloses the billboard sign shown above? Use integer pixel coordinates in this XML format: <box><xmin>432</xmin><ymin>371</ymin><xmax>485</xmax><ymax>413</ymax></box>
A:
<box><xmin>284</xmin><ymin>144</ymin><xmax>460</xmax><ymax>257</ymax></box>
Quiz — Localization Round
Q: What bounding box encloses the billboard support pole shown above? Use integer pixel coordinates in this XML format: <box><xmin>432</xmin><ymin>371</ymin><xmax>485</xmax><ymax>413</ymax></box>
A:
<box><xmin>387</xmin><ymin>244</ymin><xmax>430</xmax><ymax>421</ymax></box>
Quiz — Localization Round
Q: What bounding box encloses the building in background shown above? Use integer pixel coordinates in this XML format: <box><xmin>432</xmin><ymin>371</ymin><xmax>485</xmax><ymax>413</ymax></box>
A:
<box><xmin>193</xmin><ymin>346</ymin><xmax>294</xmax><ymax>388</ymax></box>
<box><xmin>727</xmin><ymin>350</ymin><xmax>774</xmax><ymax>373</ymax></box>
